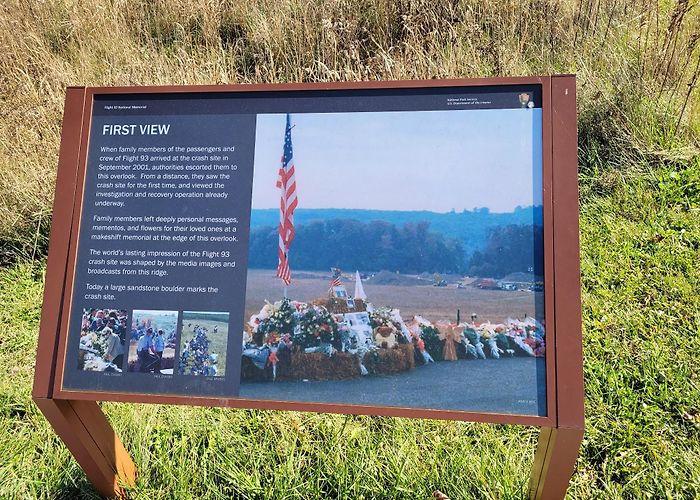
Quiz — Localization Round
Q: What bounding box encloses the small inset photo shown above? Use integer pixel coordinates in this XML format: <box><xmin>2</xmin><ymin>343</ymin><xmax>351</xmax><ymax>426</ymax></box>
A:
<box><xmin>178</xmin><ymin>312</ymin><xmax>229</xmax><ymax>377</ymax></box>
<box><xmin>128</xmin><ymin>310</ymin><xmax>178</xmax><ymax>374</ymax></box>
<box><xmin>77</xmin><ymin>308</ymin><xmax>128</xmax><ymax>372</ymax></box>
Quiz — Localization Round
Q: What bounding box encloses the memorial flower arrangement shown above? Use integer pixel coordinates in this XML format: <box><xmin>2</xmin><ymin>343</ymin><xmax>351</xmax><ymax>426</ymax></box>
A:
<box><xmin>407</xmin><ymin>315</ymin><xmax>442</xmax><ymax>362</ymax></box>
<box><xmin>255</xmin><ymin>299</ymin><xmax>297</xmax><ymax>338</ymax></box>
<box><xmin>295</xmin><ymin>304</ymin><xmax>338</xmax><ymax>348</ymax></box>
<box><xmin>462</xmin><ymin>325</ymin><xmax>486</xmax><ymax>359</ymax></box>
<box><xmin>521</xmin><ymin>323</ymin><xmax>545</xmax><ymax>357</ymax></box>
<box><xmin>250</xmin><ymin>299</ymin><xmax>340</xmax><ymax>350</ymax></box>
<box><xmin>494</xmin><ymin>326</ymin><xmax>516</xmax><ymax>356</ymax></box>
<box><xmin>485</xmin><ymin>318</ymin><xmax>545</xmax><ymax>357</ymax></box>
<box><xmin>80</xmin><ymin>331</ymin><xmax>108</xmax><ymax>357</ymax></box>
<box><xmin>369</xmin><ymin>307</ymin><xmax>400</xmax><ymax>330</ymax></box>
<box><xmin>243</xmin><ymin>297</ymin><xmax>547</xmax><ymax>382</ymax></box>
<box><xmin>418</xmin><ymin>324</ymin><xmax>443</xmax><ymax>362</ymax></box>
<box><xmin>80</xmin><ymin>333</ymin><xmax>112</xmax><ymax>371</ymax></box>
<box><xmin>479</xmin><ymin>324</ymin><xmax>501</xmax><ymax>358</ymax></box>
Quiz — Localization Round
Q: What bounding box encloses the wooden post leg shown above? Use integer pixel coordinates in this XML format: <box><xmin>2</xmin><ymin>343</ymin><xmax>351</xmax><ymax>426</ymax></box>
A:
<box><xmin>529</xmin><ymin>427</ymin><xmax>583</xmax><ymax>500</ymax></box>
<box><xmin>34</xmin><ymin>398</ymin><xmax>136</xmax><ymax>498</ymax></box>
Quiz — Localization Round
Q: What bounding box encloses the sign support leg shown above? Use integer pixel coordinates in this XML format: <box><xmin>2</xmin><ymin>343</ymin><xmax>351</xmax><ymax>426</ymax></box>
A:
<box><xmin>528</xmin><ymin>426</ymin><xmax>583</xmax><ymax>499</ymax></box>
<box><xmin>34</xmin><ymin>398</ymin><xmax>136</xmax><ymax>498</ymax></box>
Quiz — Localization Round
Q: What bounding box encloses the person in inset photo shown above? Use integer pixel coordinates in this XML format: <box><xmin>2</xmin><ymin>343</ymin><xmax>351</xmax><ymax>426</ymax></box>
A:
<box><xmin>154</xmin><ymin>329</ymin><xmax>166</xmax><ymax>372</ymax></box>
<box><xmin>102</xmin><ymin>326</ymin><xmax>124</xmax><ymax>368</ymax></box>
<box><xmin>77</xmin><ymin>308</ymin><xmax>128</xmax><ymax>372</ymax></box>
<box><xmin>128</xmin><ymin>310</ymin><xmax>179</xmax><ymax>374</ymax></box>
<box><xmin>136</xmin><ymin>327</ymin><xmax>158</xmax><ymax>373</ymax></box>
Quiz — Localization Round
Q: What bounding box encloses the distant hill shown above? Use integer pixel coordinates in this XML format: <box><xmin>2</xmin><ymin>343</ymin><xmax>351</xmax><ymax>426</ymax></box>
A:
<box><xmin>250</xmin><ymin>206</ymin><xmax>543</xmax><ymax>257</ymax></box>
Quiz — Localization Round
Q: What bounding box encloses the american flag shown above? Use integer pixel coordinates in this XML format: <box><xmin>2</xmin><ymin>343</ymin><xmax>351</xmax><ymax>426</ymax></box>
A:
<box><xmin>276</xmin><ymin>114</ymin><xmax>297</xmax><ymax>285</ymax></box>
<box><xmin>330</xmin><ymin>268</ymin><xmax>342</xmax><ymax>287</ymax></box>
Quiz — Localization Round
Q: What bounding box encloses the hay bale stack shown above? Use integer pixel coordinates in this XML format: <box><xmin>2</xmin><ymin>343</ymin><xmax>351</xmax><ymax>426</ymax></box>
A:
<box><xmin>240</xmin><ymin>344</ymin><xmax>416</xmax><ymax>381</ymax></box>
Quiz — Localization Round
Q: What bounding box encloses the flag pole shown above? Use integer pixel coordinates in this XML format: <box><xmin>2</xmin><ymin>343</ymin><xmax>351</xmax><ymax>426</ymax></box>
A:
<box><xmin>283</xmin><ymin>250</ymin><xmax>288</xmax><ymax>299</ymax></box>
<box><xmin>276</xmin><ymin>113</ymin><xmax>296</xmax><ymax>300</ymax></box>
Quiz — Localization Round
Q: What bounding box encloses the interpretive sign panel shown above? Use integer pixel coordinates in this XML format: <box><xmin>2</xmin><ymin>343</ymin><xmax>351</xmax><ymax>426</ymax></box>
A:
<box><xmin>58</xmin><ymin>84</ymin><xmax>550</xmax><ymax>415</ymax></box>
<box><xmin>34</xmin><ymin>77</ymin><xmax>583</xmax><ymax>499</ymax></box>
<box><xmin>37</xmin><ymin>77</ymin><xmax>582</xmax><ymax>428</ymax></box>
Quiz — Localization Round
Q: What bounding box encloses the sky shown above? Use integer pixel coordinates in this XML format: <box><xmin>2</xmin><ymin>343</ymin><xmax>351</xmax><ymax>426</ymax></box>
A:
<box><xmin>252</xmin><ymin>108</ymin><xmax>543</xmax><ymax>213</ymax></box>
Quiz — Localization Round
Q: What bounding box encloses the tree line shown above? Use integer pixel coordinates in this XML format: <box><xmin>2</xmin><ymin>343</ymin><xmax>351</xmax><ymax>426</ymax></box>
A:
<box><xmin>250</xmin><ymin>206</ymin><xmax>542</xmax><ymax>257</ymax></box>
<box><xmin>467</xmin><ymin>224</ymin><xmax>544</xmax><ymax>278</ymax></box>
<box><xmin>248</xmin><ymin>219</ymin><xmax>543</xmax><ymax>278</ymax></box>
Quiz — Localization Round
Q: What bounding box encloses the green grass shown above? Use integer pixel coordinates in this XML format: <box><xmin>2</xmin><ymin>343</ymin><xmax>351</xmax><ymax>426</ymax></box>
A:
<box><xmin>1</xmin><ymin>160</ymin><xmax>698</xmax><ymax>498</ymax></box>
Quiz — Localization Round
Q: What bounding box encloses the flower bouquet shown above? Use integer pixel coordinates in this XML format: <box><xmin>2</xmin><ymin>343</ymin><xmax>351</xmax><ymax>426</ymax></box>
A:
<box><xmin>462</xmin><ymin>325</ymin><xmax>485</xmax><ymax>359</ymax></box>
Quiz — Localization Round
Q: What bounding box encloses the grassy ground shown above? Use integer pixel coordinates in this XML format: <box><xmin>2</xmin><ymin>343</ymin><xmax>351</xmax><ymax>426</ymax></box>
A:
<box><xmin>0</xmin><ymin>0</ymin><xmax>699</xmax><ymax>498</ymax></box>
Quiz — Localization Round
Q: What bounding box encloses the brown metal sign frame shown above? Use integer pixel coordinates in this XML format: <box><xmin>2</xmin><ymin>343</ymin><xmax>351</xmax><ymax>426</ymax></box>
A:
<box><xmin>33</xmin><ymin>76</ymin><xmax>583</xmax><ymax>499</ymax></box>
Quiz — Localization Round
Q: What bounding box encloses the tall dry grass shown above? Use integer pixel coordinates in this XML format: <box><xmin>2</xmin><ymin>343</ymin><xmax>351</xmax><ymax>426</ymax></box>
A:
<box><xmin>0</xmin><ymin>0</ymin><xmax>698</xmax><ymax>261</ymax></box>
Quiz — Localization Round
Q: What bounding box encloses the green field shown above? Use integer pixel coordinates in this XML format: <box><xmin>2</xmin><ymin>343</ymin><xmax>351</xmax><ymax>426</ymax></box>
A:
<box><xmin>1</xmin><ymin>0</ymin><xmax>699</xmax><ymax>498</ymax></box>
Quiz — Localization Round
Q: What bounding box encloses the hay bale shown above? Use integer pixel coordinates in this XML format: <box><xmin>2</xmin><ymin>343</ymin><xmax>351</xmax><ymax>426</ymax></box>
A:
<box><xmin>353</xmin><ymin>298</ymin><xmax>366</xmax><ymax>311</ymax></box>
<box><xmin>289</xmin><ymin>351</ymin><xmax>361</xmax><ymax>380</ymax></box>
<box><xmin>364</xmin><ymin>344</ymin><xmax>415</xmax><ymax>374</ymax></box>
<box><xmin>312</xmin><ymin>297</ymin><xmax>366</xmax><ymax>314</ymax></box>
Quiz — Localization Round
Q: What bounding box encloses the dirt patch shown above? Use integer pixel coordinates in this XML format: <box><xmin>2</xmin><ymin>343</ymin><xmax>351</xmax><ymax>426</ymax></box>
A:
<box><xmin>245</xmin><ymin>269</ymin><xmax>543</xmax><ymax>324</ymax></box>
<box><xmin>366</xmin><ymin>270</ymin><xmax>428</xmax><ymax>286</ymax></box>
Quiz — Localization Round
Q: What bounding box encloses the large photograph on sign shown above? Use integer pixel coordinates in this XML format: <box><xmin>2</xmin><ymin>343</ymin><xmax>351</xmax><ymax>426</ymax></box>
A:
<box><xmin>240</xmin><ymin>106</ymin><xmax>546</xmax><ymax>416</ymax></box>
